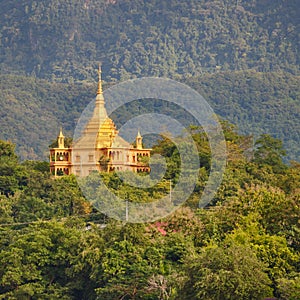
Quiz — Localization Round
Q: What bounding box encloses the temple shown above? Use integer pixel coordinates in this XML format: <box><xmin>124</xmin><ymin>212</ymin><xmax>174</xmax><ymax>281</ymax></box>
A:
<box><xmin>49</xmin><ymin>67</ymin><xmax>151</xmax><ymax>177</ymax></box>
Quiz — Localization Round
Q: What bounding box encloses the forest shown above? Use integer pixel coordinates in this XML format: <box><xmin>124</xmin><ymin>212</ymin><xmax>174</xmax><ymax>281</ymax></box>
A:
<box><xmin>0</xmin><ymin>71</ymin><xmax>299</xmax><ymax>162</ymax></box>
<box><xmin>0</xmin><ymin>0</ymin><xmax>299</xmax><ymax>161</ymax></box>
<box><xmin>0</xmin><ymin>0</ymin><xmax>299</xmax><ymax>80</ymax></box>
<box><xmin>0</xmin><ymin>125</ymin><xmax>299</xmax><ymax>299</ymax></box>
<box><xmin>0</xmin><ymin>0</ymin><xmax>299</xmax><ymax>299</ymax></box>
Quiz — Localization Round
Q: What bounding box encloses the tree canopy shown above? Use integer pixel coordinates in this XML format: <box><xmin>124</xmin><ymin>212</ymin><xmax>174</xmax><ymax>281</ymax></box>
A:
<box><xmin>0</xmin><ymin>125</ymin><xmax>299</xmax><ymax>299</ymax></box>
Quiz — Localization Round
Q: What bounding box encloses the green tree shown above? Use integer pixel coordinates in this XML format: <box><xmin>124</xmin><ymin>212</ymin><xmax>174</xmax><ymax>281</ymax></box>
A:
<box><xmin>0</xmin><ymin>221</ymin><xmax>83</xmax><ymax>299</ymax></box>
<box><xmin>277</xmin><ymin>275</ymin><xmax>300</xmax><ymax>300</ymax></box>
<box><xmin>253</xmin><ymin>134</ymin><xmax>287</xmax><ymax>173</ymax></box>
<box><xmin>0</xmin><ymin>141</ymin><xmax>19</xmax><ymax>196</ymax></box>
<box><xmin>181</xmin><ymin>242</ymin><xmax>273</xmax><ymax>300</ymax></box>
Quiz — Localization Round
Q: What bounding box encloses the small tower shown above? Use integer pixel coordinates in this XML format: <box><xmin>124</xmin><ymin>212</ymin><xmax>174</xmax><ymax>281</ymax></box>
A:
<box><xmin>58</xmin><ymin>128</ymin><xmax>65</xmax><ymax>149</ymax></box>
<box><xmin>49</xmin><ymin>128</ymin><xmax>72</xmax><ymax>177</ymax></box>
<box><xmin>136</xmin><ymin>130</ymin><xmax>143</xmax><ymax>150</ymax></box>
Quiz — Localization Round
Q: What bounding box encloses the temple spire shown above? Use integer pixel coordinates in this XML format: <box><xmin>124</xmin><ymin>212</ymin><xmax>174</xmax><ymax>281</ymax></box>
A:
<box><xmin>97</xmin><ymin>63</ymin><xmax>103</xmax><ymax>95</ymax></box>
<box><xmin>58</xmin><ymin>127</ymin><xmax>65</xmax><ymax>149</ymax></box>
<box><xmin>136</xmin><ymin>130</ymin><xmax>143</xmax><ymax>149</ymax></box>
<box><xmin>91</xmin><ymin>64</ymin><xmax>108</xmax><ymax>129</ymax></box>
<box><xmin>59</xmin><ymin>127</ymin><xmax>64</xmax><ymax>137</ymax></box>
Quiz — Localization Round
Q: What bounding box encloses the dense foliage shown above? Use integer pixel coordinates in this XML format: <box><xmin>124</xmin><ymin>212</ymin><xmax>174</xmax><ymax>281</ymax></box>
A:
<box><xmin>0</xmin><ymin>124</ymin><xmax>299</xmax><ymax>299</ymax></box>
<box><xmin>186</xmin><ymin>71</ymin><xmax>300</xmax><ymax>162</ymax></box>
<box><xmin>0</xmin><ymin>0</ymin><xmax>299</xmax><ymax>81</ymax></box>
<box><xmin>1</xmin><ymin>71</ymin><xmax>299</xmax><ymax>161</ymax></box>
<box><xmin>0</xmin><ymin>1</ymin><xmax>299</xmax><ymax>298</ymax></box>
<box><xmin>0</xmin><ymin>74</ymin><xmax>93</xmax><ymax>159</ymax></box>
<box><xmin>0</xmin><ymin>0</ymin><xmax>299</xmax><ymax>161</ymax></box>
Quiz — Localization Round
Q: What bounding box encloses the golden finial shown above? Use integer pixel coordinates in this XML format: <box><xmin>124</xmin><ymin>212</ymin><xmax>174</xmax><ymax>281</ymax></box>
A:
<box><xmin>59</xmin><ymin>127</ymin><xmax>64</xmax><ymax>137</ymax></box>
<box><xmin>136</xmin><ymin>129</ymin><xmax>143</xmax><ymax>149</ymax></box>
<box><xmin>58</xmin><ymin>127</ymin><xmax>65</xmax><ymax>149</ymax></box>
<box><xmin>97</xmin><ymin>63</ymin><xmax>103</xmax><ymax>95</ymax></box>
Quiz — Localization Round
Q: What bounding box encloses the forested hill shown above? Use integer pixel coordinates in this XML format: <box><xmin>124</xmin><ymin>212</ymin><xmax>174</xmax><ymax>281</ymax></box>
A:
<box><xmin>1</xmin><ymin>71</ymin><xmax>299</xmax><ymax>161</ymax></box>
<box><xmin>0</xmin><ymin>126</ymin><xmax>299</xmax><ymax>299</ymax></box>
<box><xmin>0</xmin><ymin>0</ymin><xmax>299</xmax><ymax>161</ymax></box>
<box><xmin>0</xmin><ymin>0</ymin><xmax>299</xmax><ymax>82</ymax></box>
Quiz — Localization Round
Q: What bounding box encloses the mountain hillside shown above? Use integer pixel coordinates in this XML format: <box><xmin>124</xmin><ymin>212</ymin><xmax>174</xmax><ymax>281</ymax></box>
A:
<box><xmin>186</xmin><ymin>71</ymin><xmax>300</xmax><ymax>162</ymax></box>
<box><xmin>0</xmin><ymin>75</ymin><xmax>93</xmax><ymax>159</ymax></box>
<box><xmin>0</xmin><ymin>0</ymin><xmax>299</xmax><ymax>161</ymax></box>
<box><xmin>1</xmin><ymin>71</ymin><xmax>299</xmax><ymax>161</ymax></box>
<box><xmin>0</xmin><ymin>0</ymin><xmax>299</xmax><ymax>82</ymax></box>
